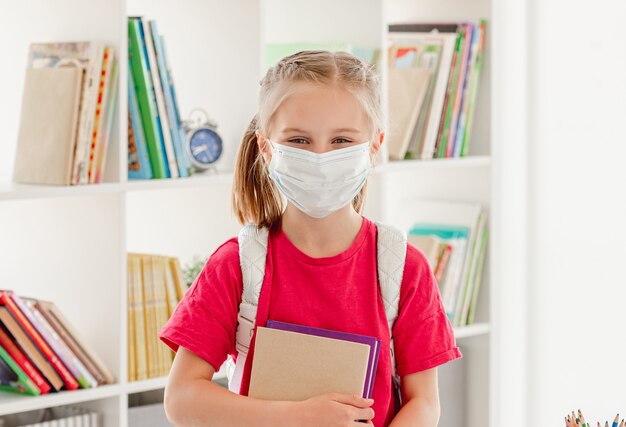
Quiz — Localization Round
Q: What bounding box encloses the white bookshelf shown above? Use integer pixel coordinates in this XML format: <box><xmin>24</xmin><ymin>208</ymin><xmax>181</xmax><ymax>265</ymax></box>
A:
<box><xmin>0</xmin><ymin>0</ymin><xmax>497</xmax><ymax>426</ymax></box>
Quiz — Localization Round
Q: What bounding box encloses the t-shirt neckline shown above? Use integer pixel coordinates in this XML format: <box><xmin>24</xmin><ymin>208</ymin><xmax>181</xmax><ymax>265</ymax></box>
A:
<box><xmin>276</xmin><ymin>216</ymin><xmax>371</xmax><ymax>266</ymax></box>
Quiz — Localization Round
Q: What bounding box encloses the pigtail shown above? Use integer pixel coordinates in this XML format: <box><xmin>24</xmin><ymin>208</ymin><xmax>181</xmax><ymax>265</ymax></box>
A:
<box><xmin>232</xmin><ymin>115</ymin><xmax>283</xmax><ymax>231</ymax></box>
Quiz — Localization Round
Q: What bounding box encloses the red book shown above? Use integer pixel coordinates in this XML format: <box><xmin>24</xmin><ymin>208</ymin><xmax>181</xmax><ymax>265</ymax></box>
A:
<box><xmin>0</xmin><ymin>291</ymin><xmax>79</xmax><ymax>390</ymax></box>
<box><xmin>0</xmin><ymin>325</ymin><xmax>50</xmax><ymax>394</ymax></box>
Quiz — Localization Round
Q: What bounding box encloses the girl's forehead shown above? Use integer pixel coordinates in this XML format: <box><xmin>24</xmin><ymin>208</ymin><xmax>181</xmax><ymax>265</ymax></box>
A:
<box><xmin>270</xmin><ymin>82</ymin><xmax>370</xmax><ymax>134</ymax></box>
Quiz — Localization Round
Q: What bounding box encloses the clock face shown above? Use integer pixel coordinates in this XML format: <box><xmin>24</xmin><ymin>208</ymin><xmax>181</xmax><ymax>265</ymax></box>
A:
<box><xmin>189</xmin><ymin>128</ymin><xmax>223</xmax><ymax>165</ymax></box>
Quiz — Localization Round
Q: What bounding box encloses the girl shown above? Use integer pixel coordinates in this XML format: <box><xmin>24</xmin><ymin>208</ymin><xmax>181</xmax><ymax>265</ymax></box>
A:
<box><xmin>159</xmin><ymin>50</ymin><xmax>462</xmax><ymax>427</ymax></box>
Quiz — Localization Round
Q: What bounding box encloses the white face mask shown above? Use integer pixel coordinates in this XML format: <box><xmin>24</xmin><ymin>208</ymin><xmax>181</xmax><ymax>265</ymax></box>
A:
<box><xmin>267</xmin><ymin>141</ymin><xmax>372</xmax><ymax>218</ymax></box>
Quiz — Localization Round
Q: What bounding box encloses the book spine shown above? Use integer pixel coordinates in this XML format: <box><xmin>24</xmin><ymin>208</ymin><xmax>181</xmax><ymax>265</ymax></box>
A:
<box><xmin>140</xmin><ymin>17</ymin><xmax>178</xmax><ymax>178</ymax></box>
<box><xmin>151</xmin><ymin>21</ymin><xmax>189</xmax><ymax>178</ymax></box>
<box><xmin>94</xmin><ymin>53</ymin><xmax>119</xmax><ymax>184</ymax></box>
<box><xmin>0</xmin><ymin>292</ymin><xmax>79</xmax><ymax>390</ymax></box>
<box><xmin>0</xmin><ymin>325</ymin><xmax>50</xmax><ymax>393</ymax></box>
<box><xmin>467</xmin><ymin>227</ymin><xmax>489</xmax><ymax>325</ymax></box>
<box><xmin>161</xmin><ymin>36</ymin><xmax>193</xmax><ymax>175</ymax></box>
<box><xmin>436</xmin><ymin>28</ymin><xmax>464</xmax><ymax>158</ymax></box>
<box><xmin>0</xmin><ymin>345</ymin><xmax>40</xmax><ymax>395</ymax></box>
<box><xmin>86</xmin><ymin>47</ymin><xmax>111</xmax><ymax>184</ymax></box>
<box><xmin>128</xmin><ymin>61</ymin><xmax>153</xmax><ymax>180</ymax></box>
<box><xmin>128</xmin><ymin>17</ymin><xmax>168</xmax><ymax>179</ymax></box>
<box><xmin>461</xmin><ymin>20</ymin><xmax>487</xmax><ymax>157</ymax></box>
<box><xmin>446</xmin><ymin>23</ymin><xmax>474</xmax><ymax>158</ymax></box>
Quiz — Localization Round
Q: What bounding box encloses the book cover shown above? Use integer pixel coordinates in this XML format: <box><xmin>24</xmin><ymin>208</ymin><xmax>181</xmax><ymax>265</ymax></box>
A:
<box><xmin>151</xmin><ymin>256</ymin><xmax>171</xmax><ymax>376</ymax></box>
<box><xmin>456</xmin><ymin>211</ymin><xmax>487</xmax><ymax>326</ymax></box>
<box><xmin>169</xmin><ymin>257</ymin><xmax>186</xmax><ymax>302</ymax></box>
<box><xmin>0</xmin><ymin>307</ymin><xmax>64</xmax><ymax>391</ymax></box>
<box><xmin>0</xmin><ymin>325</ymin><xmax>50</xmax><ymax>394</ymax></box>
<box><xmin>0</xmin><ymin>291</ymin><xmax>79</xmax><ymax>390</ymax></box>
<box><xmin>27</xmin><ymin>42</ymin><xmax>105</xmax><ymax>185</ymax></box>
<box><xmin>467</xmin><ymin>226</ymin><xmax>489</xmax><ymax>325</ymax></box>
<box><xmin>128</xmin><ymin>256</ymin><xmax>137</xmax><ymax>381</ymax></box>
<box><xmin>140</xmin><ymin>255</ymin><xmax>159</xmax><ymax>378</ymax></box>
<box><xmin>388</xmin><ymin>25</ymin><xmax>459</xmax><ymax>160</ymax></box>
<box><xmin>0</xmin><ymin>344</ymin><xmax>40</xmax><ymax>396</ymax></box>
<box><xmin>249</xmin><ymin>326</ymin><xmax>370</xmax><ymax>401</ymax></box>
<box><xmin>150</xmin><ymin>20</ymin><xmax>189</xmax><ymax>178</ymax></box>
<box><xmin>128</xmin><ymin>61</ymin><xmax>153</xmax><ymax>180</ymax></box>
<box><xmin>36</xmin><ymin>300</ymin><xmax>105</xmax><ymax>385</ymax></box>
<box><xmin>266</xmin><ymin>320</ymin><xmax>381</xmax><ymax>398</ymax></box>
<box><xmin>24</xmin><ymin>298</ymin><xmax>98</xmax><ymax>388</ymax></box>
<box><xmin>140</xmin><ymin>17</ymin><xmax>179</xmax><ymax>179</ymax></box>
<box><xmin>407</xmin><ymin>235</ymin><xmax>441</xmax><ymax>269</ymax></box>
<box><xmin>128</xmin><ymin>17</ymin><xmax>168</xmax><ymax>178</ymax></box>
<box><xmin>13</xmin><ymin>67</ymin><xmax>84</xmax><ymax>186</ymax></box>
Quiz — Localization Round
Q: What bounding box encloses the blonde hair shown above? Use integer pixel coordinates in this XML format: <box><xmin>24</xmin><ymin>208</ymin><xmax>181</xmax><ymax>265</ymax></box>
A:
<box><xmin>232</xmin><ymin>50</ymin><xmax>383</xmax><ymax>231</ymax></box>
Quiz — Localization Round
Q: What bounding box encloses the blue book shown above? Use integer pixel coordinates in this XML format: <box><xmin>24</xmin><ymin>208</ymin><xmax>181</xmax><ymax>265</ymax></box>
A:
<box><xmin>266</xmin><ymin>319</ymin><xmax>381</xmax><ymax>398</ymax></box>
<box><xmin>149</xmin><ymin>20</ymin><xmax>189</xmax><ymax>178</ymax></box>
<box><xmin>135</xmin><ymin>17</ymin><xmax>170</xmax><ymax>178</ymax></box>
<box><xmin>128</xmin><ymin>62</ymin><xmax>153</xmax><ymax>180</ymax></box>
<box><xmin>160</xmin><ymin>36</ymin><xmax>192</xmax><ymax>176</ymax></box>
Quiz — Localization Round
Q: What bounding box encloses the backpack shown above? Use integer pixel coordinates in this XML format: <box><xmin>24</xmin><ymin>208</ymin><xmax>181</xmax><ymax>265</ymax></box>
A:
<box><xmin>225</xmin><ymin>221</ymin><xmax>408</xmax><ymax>411</ymax></box>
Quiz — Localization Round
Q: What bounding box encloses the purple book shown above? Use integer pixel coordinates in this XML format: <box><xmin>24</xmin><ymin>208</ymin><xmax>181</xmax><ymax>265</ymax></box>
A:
<box><xmin>266</xmin><ymin>319</ymin><xmax>382</xmax><ymax>398</ymax></box>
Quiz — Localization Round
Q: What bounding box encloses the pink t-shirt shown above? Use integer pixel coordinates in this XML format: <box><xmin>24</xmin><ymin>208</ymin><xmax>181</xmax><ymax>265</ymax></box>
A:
<box><xmin>160</xmin><ymin>216</ymin><xmax>462</xmax><ymax>427</ymax></box>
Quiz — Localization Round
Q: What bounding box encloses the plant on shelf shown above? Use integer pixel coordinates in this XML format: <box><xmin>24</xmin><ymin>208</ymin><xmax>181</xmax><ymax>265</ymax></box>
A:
<box><xmin>182</xmin><ymin>255</ymin><xmax>208</xmax><ymax>288</ymax></box>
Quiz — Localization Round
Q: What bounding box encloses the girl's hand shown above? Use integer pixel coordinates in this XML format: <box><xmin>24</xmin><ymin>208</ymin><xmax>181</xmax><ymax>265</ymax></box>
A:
<box><xmin>288</xmin><ymin>392</ymin><xmax>375</xmax><ymax>426</ymax></box>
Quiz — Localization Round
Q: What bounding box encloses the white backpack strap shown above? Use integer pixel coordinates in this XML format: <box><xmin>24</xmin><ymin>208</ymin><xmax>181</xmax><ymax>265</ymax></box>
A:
<box><xmin>226</xmin><ymin>224</ymin><xmax>269</xmax><ymax>394</ymax></box>
<box><xmin>375</xmin><ymin>221</ymin><xmax>407</xmax><ymax>405</ymax></box>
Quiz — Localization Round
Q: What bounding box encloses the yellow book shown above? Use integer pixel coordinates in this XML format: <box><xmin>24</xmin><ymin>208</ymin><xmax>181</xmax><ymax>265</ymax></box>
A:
<box><xmin>163</xmin><ymin>257</ymin><xmax>180</xmax><ymax>317</ymax></box>
<box><xmin>141</xmin><ymin>255</ymin><xmax>158</xmax><ymax>378</ymax></box>
<box><xmin>170</xmin><ymin>257</ymin><xmax>186</xmax><ymax>302</ymax></box>
<box><xmin>127</xmin><ymin>255</ymin><xmax>136</xmax><ymax>382</ymax></box>
<box><xmin>152</xmin><ymin>256</ymin><xmax>171</xmax><ymax>376</ymax></box>
<box><xmin>130</xmin><ymin>254</ymin><xmax>148</xmax><ymax>380</ymax></box>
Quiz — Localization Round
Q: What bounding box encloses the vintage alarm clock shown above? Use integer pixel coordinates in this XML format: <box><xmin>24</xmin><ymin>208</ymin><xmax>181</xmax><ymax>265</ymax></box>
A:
<box><xmin>181</xmin><ymin>108</ymin><xmax>223</xmax><ymax>173</ymax></box>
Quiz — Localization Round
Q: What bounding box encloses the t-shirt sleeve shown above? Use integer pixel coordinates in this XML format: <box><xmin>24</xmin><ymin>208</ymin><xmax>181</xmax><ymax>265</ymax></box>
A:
<box><xmin>392</xmin><ymin>243</ymin><xmax>463</xmax><ymax>376</ymax></box>
<box><xmin>159</xmin><ymin>238</ymin><xmax>242</xmax><ymax>372</ymax></box>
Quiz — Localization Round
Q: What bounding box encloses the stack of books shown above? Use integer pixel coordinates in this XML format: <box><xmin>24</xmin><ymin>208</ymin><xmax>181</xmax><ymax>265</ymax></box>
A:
<box><xmin>128</xmin><ymin>17</ymin><xmax>192</xmax><ymax>180</ymax></box>
<box><xmin>1</xmin><ymin>406</ymin><xmax>100</xmax><ymax>427</ymax></box>
<box><xmin>13</xmin><ymin>42</ymin><xmax>118</xmax><ymax>186</ymax></box>
<box><xmin>386</xmin><ymin>20</ymin><xmax>487</xmax><ymax>160</ymax></box>
<box><xmin>127</xmin><ymin>253</ymin><xmax>185</xmax><ymax>381</ymax></box>
<box><xmin>0</xmin><ymin>291</ymin><xmax>114</xmax><ymax>396</ymax></box>
<box><xmin>249</xmin><ymin>320</ymin><xmax>381</xmax><ymax>401</ymax></box>
<box><xmin>405</xmin><ymin>200</ymin><xmax>488</xmax><ymax>327</ymax></box>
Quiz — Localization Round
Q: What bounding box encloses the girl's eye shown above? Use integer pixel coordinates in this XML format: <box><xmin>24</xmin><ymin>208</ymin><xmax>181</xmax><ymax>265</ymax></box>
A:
<box><xmin>288</xmin><ymin>138</ymin><xmax>308</xmax><ymax>144</ymax></box>
<box><xmin>333</xmin><ymin>138</ymin><xmax>352</xmax><ymax>144</ymax></box>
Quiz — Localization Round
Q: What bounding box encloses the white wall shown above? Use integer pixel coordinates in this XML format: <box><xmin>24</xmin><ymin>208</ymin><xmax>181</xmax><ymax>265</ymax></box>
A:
<box><xmin>527</xmin><ymin>0</ymin><xmax>626</xmax><ymax>424</ymax></box>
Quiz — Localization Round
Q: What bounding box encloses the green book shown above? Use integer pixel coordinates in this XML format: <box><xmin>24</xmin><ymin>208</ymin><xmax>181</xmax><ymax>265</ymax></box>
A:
<box><xmin>460</xmin><ymin>19</ymin><xmax>487</xmax><ymax>157</ymax></box>
<box><xmin>128</xmin><ymin>18</ymin><xmax>167</xmax><ymax>179</ymax></box>
<box><xmin>436</xmin><ymin>27</ymin><xmax>465</xmax><ymax>158</ymax></box>
<box><xmin>467</xmin><ymin>226</ymin><xmax>489</xmax><ymax>325</ymax></box>
<box><xmin>0</xmin><ymin>344</ymin><xmax>40</xmax><ymax>396</ymax></box>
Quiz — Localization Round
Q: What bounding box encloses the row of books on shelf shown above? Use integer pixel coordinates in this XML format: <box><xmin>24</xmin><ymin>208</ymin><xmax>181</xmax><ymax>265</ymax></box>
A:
<box><xmin>0</xmin><ymin>291</ymin><xmax>113</xmax><ymax>396</ymax></box>
<box><xmin>127</xmin><ymin>253</ymin><xmax>185</xmax><ymax>381</ymax></box>
<box><xmin>127</xmin><ymin>17</ymin><xmax>193</xmax><ymax>181</ymax></box>
<box><xmin>13</xmin><ymin>42</ymin><xmax>118</xmax><ymax>186</ymax></box>
<box><xmin>404</xmin><ymin>199</ymin><xmax>488</xmax><ymax>327</ymax></box>
<box><xmin>387</xmin><ymin>20</ymin><xmax>487</xmax><ymax>161</ymax></box>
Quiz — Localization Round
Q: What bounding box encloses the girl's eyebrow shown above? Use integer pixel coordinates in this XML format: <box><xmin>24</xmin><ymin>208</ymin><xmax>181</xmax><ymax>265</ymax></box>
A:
<box><xmin>280</xmin><ymin>127</ymin><xmax>361</xmax><ymax>134</ymax></box>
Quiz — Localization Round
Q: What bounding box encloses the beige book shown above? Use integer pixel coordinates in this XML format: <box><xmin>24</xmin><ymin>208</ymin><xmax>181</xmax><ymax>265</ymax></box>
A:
<box><xmin>140</xmin><ymin>255</ymin><xmax>159</xmax><ymax>378</ymax></box>
<box><xmin>408</xmin><ymin>235</ymin><xmax>441</xmax><ymax>269</ymax></box>
<box><xmin>387</xmin><ymin>66</ymin><xmax>430</xmax><ymax>160</ymax></box>
<box><xmin>153</xmin><ymin>256</ymin><xmax>172</xmax><ymax>376</ymax></box>
<box><xmin>13</xmin><ymin>67</ymin><xmax>84</xmax><ymax>185</ymax></box>
<box><xmin>130</xmin><ymin>254</ymin><xmax>148</xmax><ymax>380</ymax></box>
<box><xmin>128</xmin><ymin>255</ymin><xmax>137</xmax><ymax>382</ymax></box>
<box><xmin>249</xmin><ymin>327</ymin><xmax>370</xmax><ymax>401</ymax></box>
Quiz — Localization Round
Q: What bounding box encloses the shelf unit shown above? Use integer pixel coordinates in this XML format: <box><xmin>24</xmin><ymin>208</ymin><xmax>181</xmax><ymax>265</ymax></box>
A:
<box><xmin>0</xmin><ymin>0</ymin><xmax>496</xmax><ymax>426</ymax></box>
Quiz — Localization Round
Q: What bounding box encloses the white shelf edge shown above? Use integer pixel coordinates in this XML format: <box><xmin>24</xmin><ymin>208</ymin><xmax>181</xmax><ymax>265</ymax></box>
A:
<box><xmin>374</xmin><ymin>155</ymin><xmax>491</xmax><ymax>174</ymax></box>
<box><xmin>0</xmin><ymin>172</ymin><xmax>234</xmax><ymax>202</ymax></box>
<box><xmin>453</xmin><ymin>322</ymin><xmax>490</xmax><ymax>339</ymax></box>
<box><xmin>0</xmin><ymin>383</ymin><xmax>121</xmax><ymax>416</ymax></box>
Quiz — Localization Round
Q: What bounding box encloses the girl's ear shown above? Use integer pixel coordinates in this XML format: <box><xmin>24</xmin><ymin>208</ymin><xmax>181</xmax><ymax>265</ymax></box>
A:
<box><xmin>370</xmin><ymin>130</ymin><xmax>385</xmax><ymax>157</ymax></box>
<box><xmin>256</xmin><ymin>131</ymin><xmax>272</xmax><ymax>165</ymax></box>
